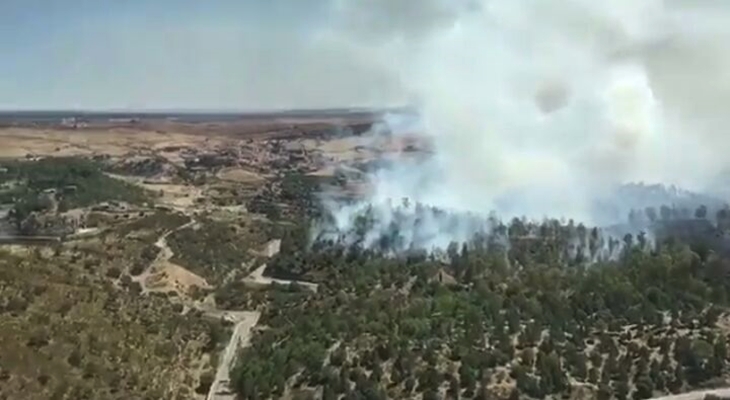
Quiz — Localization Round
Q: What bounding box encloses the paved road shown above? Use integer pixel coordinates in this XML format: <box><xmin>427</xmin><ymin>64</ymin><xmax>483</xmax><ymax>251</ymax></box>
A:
<box><xmin>206</xmin><ymin>311</ymin><xmax>261</xmax><ymax>400</ymax></box>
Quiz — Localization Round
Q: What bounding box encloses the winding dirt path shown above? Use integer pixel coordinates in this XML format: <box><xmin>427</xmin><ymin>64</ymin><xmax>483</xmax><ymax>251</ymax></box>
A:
<box><xmin>134</xmin><ymin>236</ymin><xmax>314</xmax><ymax>399</ymax></box>
<box><xmin>205</xmin><ymin>239</ymin><xmax>320</xmax><ymax>398</ymax></box>
<box><xmin>205</xmin><ymin>311</ymin><xmax>261</xmax><ymax>400</ymax></box>
<box><xmin>133</xmin><ymin>219</ymin><xmax>197</xmax><ymax>292</ymax></box>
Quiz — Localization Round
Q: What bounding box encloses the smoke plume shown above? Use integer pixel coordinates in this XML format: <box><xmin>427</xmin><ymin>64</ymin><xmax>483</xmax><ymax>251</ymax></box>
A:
<box><xmin>313</xmin><ymin>0</ymin><xmax>730</xmax><ymax>251</ymax></box>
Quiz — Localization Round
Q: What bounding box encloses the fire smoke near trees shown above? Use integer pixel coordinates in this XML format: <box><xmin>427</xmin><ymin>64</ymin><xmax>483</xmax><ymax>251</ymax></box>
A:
<box><xmin>312</xmin><ymin>0</ymin><xmax>730</xmax><ymax>252</ymax></box>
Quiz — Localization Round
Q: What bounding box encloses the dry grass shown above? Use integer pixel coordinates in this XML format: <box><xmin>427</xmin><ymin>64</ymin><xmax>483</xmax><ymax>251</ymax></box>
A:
<box><xmin>106</xmin><ymin>174</ymin><xmax>203</xmax><ymax>210</ymax></box>
<box><xmin>142</xmin><ymin>183</ymin><xmax>203</xmax><ymax>209</ymax></box>
<box><xmin>217</xmin><ymin>167</ymin><xmax>266</xmax><ymax>184</ymax></box>
<box><xmin>313</xmin><ymin>136</ymin><xmax>373</xmax><ymax>162</ymax></box>
<box><xmin>145</xmin><ymin>261</ymin><xmax>212</xmax><ymax>295</ymax></box>
<box><xmin>0</xmin><ymin>113</ymin><xmax>379</xmax><ymax>159</ymax></box>
<box><xmin>0</xmin><ymin>127</ymin><xmax>229</xmax><ymax>158</ymax></box>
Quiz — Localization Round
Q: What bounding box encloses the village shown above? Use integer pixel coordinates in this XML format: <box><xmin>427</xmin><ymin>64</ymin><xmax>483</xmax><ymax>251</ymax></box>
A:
<box><xmin>0</xmin><ymin>112</ymin><xmax>429</xmax><ymax>244</ymax></box>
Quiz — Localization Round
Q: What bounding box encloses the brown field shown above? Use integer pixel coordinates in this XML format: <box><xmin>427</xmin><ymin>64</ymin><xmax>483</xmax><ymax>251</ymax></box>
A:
<box><xmin>217</xmin><ymin>167</ymin><xmax>266</xmax><ymax>183</ymax></box>
<box><xmin>0</xmin><ymin>127</ymin><xmax>220</xmax><ymax>158</ymax></box>
<box><xmin>145</xmin><ymin>261</ymin><xmax>212</xmax><ymax>295</ymax></box>
<box><xmin>0</xmin><ymin>112</ymin><xmax>381</xmax><ymax>159</ymax></box>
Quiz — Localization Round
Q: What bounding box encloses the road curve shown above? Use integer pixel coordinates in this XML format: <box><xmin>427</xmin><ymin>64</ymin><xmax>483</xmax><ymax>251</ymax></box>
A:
<box><xmin>205</xmin><ymin>239</ymin><xmax>316</xmax><ymax>399</ymax></box>
<box><xmin>242</xmin><ymin>239</ymin><xmax>319</xmax><ymax>292</ymax></box>
<box><xmin>243</xmin><ymin>263</ymin><xmax>319</xmax><ymax>292</ymax></box>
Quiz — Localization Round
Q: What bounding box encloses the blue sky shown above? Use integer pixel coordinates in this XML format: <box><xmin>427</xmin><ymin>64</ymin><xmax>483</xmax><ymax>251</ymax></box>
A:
<box><xmin>0</xmin><ymin>0</ymin><xmax>396</xmax><ymax>110</ymax></box>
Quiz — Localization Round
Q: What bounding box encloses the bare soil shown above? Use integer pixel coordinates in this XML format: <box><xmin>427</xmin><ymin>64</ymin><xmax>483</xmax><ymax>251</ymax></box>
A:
<box><xmin>0</xmin><ymin>127</ymin><xmax>227</xmax><ymax>158</ymax></box>
<box><xmin>134</xmin><ymin>220</ymin><xmax>210</xmax><ymax>297</ymax></box>
<box><xmin>216</xmin><ymin>167</ymin><xmax>266</xmax><ymax>184</ymax></box>
<box><xmin>145</xmin><ymin>261</ymin><xmax>211</xmax><ymax>294</ymax></box>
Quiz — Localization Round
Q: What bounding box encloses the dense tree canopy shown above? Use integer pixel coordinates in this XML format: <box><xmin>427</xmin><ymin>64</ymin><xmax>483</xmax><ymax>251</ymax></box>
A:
<box><xmin>232</xmin><ymin>204</ymin><xmax>730</xmax><ymax>399</ymax></box>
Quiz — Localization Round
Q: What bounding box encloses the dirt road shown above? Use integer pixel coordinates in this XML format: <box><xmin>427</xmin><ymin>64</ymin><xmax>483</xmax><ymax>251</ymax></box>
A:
<box><xmin>262</xmin><ymin>239</ymin><xmax>281</xmax><ymax>258</ymax></box>
<box><xmin>649</xmin><ymin>388</ymin><xmax>730</xmax><ymax>400</ymax></box>
<box><xmin>242</xmin><ymin>239</ymin><xmax>319</xmax><ymax>292</ymax></box>
<box><xmin>198</xmin><ymin>239</ymin><xmax>315</xmax><ymax>399</ymax></box>
<box><xmin>133</xmin><ymin>219</ymin><xmax>197</xmax><ymax>292</ymax></box>
<box><xmin>243</xmin><ymin>263</ymin><xmax>319</xmax><ymax>292</ymax></box>
<box><xmin>206</xmin><ymin>311</ymin><xmax>261</xmax><ymax>400</ymax></box>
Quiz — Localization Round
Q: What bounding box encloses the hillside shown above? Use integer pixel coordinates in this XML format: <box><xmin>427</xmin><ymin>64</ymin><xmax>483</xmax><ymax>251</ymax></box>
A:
<box><xmin>0</xmin><ymin>246</ymin><xmax>231</xmax><ymax>400</ymax></box>
<box><xmin>232</xmin><ymin>215</ymin><xmax>730</xmax><ymax>400</ymax></box>
<box><xmin>2</xmin><ymin>123</ymin><xmax>730</xmax><ymax>400</ymax></box>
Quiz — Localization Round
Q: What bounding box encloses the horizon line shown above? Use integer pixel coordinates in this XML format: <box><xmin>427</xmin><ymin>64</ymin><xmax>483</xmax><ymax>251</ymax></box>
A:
<box><xmin>0</xmin><ymin>106</ymin><xmax>415</xmax><ymax>114</ymax></box>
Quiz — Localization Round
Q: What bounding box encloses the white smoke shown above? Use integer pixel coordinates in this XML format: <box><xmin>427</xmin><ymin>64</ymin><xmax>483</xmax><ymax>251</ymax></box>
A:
<box><xmin>312</xmin><ymin>0</ymin><xmax>730</xmax><ymax>250</ymax></box>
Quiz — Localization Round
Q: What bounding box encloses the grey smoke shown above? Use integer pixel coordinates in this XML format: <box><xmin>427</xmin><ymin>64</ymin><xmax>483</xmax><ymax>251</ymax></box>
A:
<box><xmin>312</xmin><ymin>0</ymin><xmax>730</xmax><ymax>252</ymax></box>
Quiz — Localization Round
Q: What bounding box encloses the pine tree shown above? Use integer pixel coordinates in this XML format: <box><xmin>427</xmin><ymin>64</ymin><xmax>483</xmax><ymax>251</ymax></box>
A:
<box><xmin>597</xmin><ymin>384</ymin><xmax>612</xmax><ymax>400</ymax></box>
<box><xmin>447</xmin><ymin>376</ymin><xmax>460</xmax><ymax>400</ymax></box>
<box><xmin>474</xmin><ymin>383</ymin><xmax>492</xmax><ymax>400</ymax></box>
<box><xmin>634</xmin><ymin>371</ymin><xmax>654</xmax><ymax>400</ymax></box>
<box><xmin>614</xmin><ymin>378</ymin><xmax>630</xmax><ymax>400</ymax></box>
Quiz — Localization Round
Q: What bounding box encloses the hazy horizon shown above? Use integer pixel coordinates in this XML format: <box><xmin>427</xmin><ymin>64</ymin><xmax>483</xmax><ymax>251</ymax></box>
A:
<box><xmin>0</xmin><ymin>107</ymin><xmax>393</xmax><ymax>114</ymax></box>
<box><xmin>9</xmin><ymin>0</ymin><xmax>730</xmax><ymax>228</ymax></box>
<box><xmin>1</xmin><ymin>0</ymin><xmax>407</xmax><ymax>110</ymax></box>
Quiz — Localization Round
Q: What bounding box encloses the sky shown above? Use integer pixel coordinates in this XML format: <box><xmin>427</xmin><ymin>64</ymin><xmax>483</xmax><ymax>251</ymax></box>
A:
<box><xmin>0</xmin><ymin>0</ymin><xmax>405</xmax><ymax>110</ymax></box>
<box><xmin>8</xmin><ymin>0</ymin><xmax>730</xmax><ymax>227</ymax></box>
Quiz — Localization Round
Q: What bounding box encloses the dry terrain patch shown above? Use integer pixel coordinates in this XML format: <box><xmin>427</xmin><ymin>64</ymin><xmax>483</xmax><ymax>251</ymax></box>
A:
<box><xmin>146</xmin><ymin>261</ymin><xmax>212</xmax><ymax>294</ymax></box>
<box><xmin>0</xmin><ymin>127</ymin><xmax>229</xmax><ymax>158</ymax></box>
<box><xmin>142</xmin><ymin>182</ymin><xmax>203</xmax><ymax>209</ymax></box>
<box><xmin>313</xmin><ymin>136</ymin><xmax>373</xmax><ymax>163</ymax></box>
<box><xmin>106</xmin><ymin>173</ymin><xmax>203</xmax><ymax>210</ymax></box>
<box><xmin>217</xmin><ymin>167</ymin><xmax>266</xmax><ymax>184</ymax></box>
<box><xmin>135</xmin><ymin>220</ymin><xmax>211</xmax><ymax>297</ymax></box>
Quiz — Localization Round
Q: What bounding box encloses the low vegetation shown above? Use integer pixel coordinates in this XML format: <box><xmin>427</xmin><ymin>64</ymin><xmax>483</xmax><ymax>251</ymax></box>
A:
<box><xmin>248</xmin><ymin>172</ymin><xmax>323</xmax><ymax>221</ymax></box>
<box><xmin>6</xmin><ymin>144</ymin><xmax>730</xmax><ymax>400</ymax></box>
<box><xmin>167</xmin><ymin>216</ymin><xmax>274</xmax><ymax>286</ymax></box>
<box><xmin>114</xmin><ymin>211</ymin><xmax>190</xmax><ymax>241</ymax></box>
<box><xmin>225</xmin><ymin>174</ymin><xmax>730</xmax><ymax>400</ymax></box>
<box><xmin>0</xmin><ymin>248</ymin><xmax>231</xmax><ymax>400</ymax></box>
<box><xmin>232</xmin><ymin>220</ymin><xmax>730</xmax><ymax>400</ymax></box>
<box><xmin>0</xmin><ymin>157</ymin><xmax>150</xmax><ymax>224</ymax></box>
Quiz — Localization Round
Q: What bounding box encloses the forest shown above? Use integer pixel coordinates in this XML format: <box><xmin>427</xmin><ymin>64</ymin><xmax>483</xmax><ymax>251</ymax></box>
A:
<box><xmin>0</xmin><ymin>157</ymin><xmax>149</xmax><ymax>226</ymax></box>
<box><xmin>231</xmin><ymin>180</ymin><xmax>730</xmax><ymax>400</ymax></box>
<box><xmin>0</xmin><ymin>246</ymin><xmax>230</xmax><ymax>400</ymax></box>
<box><xmin>4</xmin><ymin>155</ymin><xmax>730</xmax><ymax>399</ymax></box>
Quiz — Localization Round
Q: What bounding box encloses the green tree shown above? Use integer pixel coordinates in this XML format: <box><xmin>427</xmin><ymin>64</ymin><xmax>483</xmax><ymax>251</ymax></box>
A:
<box><xmin>597</xmin><ymin>384</ymin><xmax>612</xmax><ymax>400</ymax></box>
<box><xmin>447</xmin><ymin>376</ymin><xmax>460</xmax><ymax>399</ymax></box>
<box><xmin>537</xmin><ymin>351</ymin><xmax>567</xmax><ymax>394</ymax></box>
<box><xmin>614</xmin><ymin>378</ymin><xmax>630</xmax><ymax>400</ymax></box>
<box><xmin>634</xmin><ymin>371</ymin><xmax>654</xmax><ymax>400</ymax></box>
